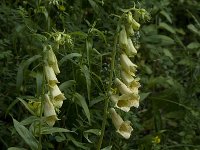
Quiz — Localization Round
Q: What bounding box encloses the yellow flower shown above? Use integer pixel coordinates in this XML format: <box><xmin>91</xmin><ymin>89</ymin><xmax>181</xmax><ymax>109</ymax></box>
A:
<box><xmin>119</xmin><ymin>25</ymin><xmax>128</xmax><ymax>49</ymax></box>
<box><xmin>47</xmin><ymin>47</ymin><xmax>60</xmax><ymax>74</ymax></box>
<box><xmin>152</xmin><ymin>136</ymin><xmax>161</xmax><ymax>144</ymax></box>
<box><xmin>121</xmin><ymin>70</ymin><xmax>135</xmax><ymax>85</ymax></box>
<box><xmin>129</xmin><ymin>78</ymin><xmax>141</xmax><ymax>95</ymax></box>
<box><xmin>44</xmin><ymin>94</ymin><xmax>58</xmax><ymax>126</ymax></box>
<box><xmin>50</xmin><ymin>85</ymin><xmax>66</xmax><ymax>102</ymax></box>
<box><xmin>120</xmin><ymin>53</ymin><xmax>137</xmax><ymax>76</ymax></box>
<box><xmin>115</xmin><ymin>78</ymin><xmax>132</xmax><ymax>95</ymax></box>
<box><xmin>44</xmin><ymin>65</ymin><xmax>59</xmax><ymax>86</ymax></box>
<box><xmin>109</xmin><ymin>108</ymin><xmax>133</xmax><ymax>139</ymax></box>
<box><xmin>125</xmin><ymin>24</ymin><xmax>134</xmax><ymax>36</ymax></box>
<box><xmin>110</xmin><ymin>93</ymin><xmax>140</xmax><ymax>112</ymax></box>
<box><xmin>125</xmin><ymin>38</ymin><xmax>137</xmax><ymax>57</ymax></box>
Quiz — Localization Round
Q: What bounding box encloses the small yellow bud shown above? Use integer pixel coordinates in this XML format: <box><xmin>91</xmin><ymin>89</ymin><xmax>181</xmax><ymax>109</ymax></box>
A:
<box><xmin>119</xmin><ymin>25</ymin><xmax>128</xmax><ymax>49</ymax></box>
<box><xmin>125</xmin><ymin>38</ymin><xmax>137</xmax><ymax>57</ymax></box>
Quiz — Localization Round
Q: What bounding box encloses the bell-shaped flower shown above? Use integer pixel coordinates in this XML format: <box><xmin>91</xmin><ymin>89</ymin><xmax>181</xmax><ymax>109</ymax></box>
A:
<box><xmin>50</xmin><ymin>85</ymin><xmax>66</xmax><ymax>101</ymax></box>
<box><xmin>110</xmin><ymin>93</ymin><xmax>140</xmax><ymax>112</ymax></box>
<box><xmin>47</xmin><ymin>48</ymin><xmax>60</xmax><ymax>75</ymax></box>
<box><xmin>125</xmin><ymin>24</ymin><xmax>134</xmax><ymax>36</ymax></box>
<box><xmin>109</xmin><ymin>108</ymin><xmax>133</xmax><ymax>139</ymax></box>
<box><xmin>125</xmin><ymin>38</ymin><xmax>137</xmax><ymax>57</ymax></box>
<box><xmin>120</xmin><ymin>53</ymin><xmax>137</xmax><ymax>76</ymax></box>
<box><xmin>44</xmin><ymin>65</ymin><xmax>59</xmax><ymax>86</ymax></box>
<box><xmin>119</xmin><ymin>25</ymin><xmax>128</xmax><ymax>49</ymax></box>
<box><xmin>44</xmin><ymin>94</ymin><xmax>58</xmax><ymax>126</ymax></box>
<box><xmin>115</xmin><ymin>78</ymin><xmax>132</xmax><ymax>95</ymax></box>
<box><xmin>129</xmin><ymin>78</ymin><xmax>141</xmax><ymax>95</ymax></box>
<box><xmin>121</xmin><ymin>70</ymin><xmax>135</xmax><ymax>85</ymax></box>
<box><xmin>52</xmin><ymin>99</ymin><xmax>63</xmax><ymax>109</ymax></box>
<box><xmin>131</xmin><ymin>18</ymin><xmax>140</xmax><ymax>31</ymax></box>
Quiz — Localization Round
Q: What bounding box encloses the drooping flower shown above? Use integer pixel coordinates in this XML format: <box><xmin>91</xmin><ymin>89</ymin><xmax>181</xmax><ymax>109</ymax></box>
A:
<box><xmin>125</xmin><ymin>38</ymin><xmax>137</xmax><ymax>57</ymax></box>
<box><xmin>44</xmin><ymin>65</ymin><xmax>59</xmax><ymax>86</ymax></box>
<box><xmin>50</xmin><ymin>84</ymin><xmax>66</xmax><ymax>102</ymax></box>
<box><xmin>119</xmin><ymin>25</ymin><xmax>128</xmax><ymax>49</ymax></box>
<box><xmin>110</xmin><ymin>93</ymin><xmax>140</xmax><ymax>112</ymax></box>
<box><xmin>125</xmin><ymin>24</ymin><xmax>134</xmax><ymax>36</ymax></box>
<box><xmin>121</xmin><ymin>70</ymin><xmax>135</xmax><ymax>85</ymax></box>
<box><xmin>115</xmin><ymin>78</ymin><xmax>132</xmax><ymax>95</ymax></box>
<box><xmin>120</xmin><ymin>53</ymin><xmax>137</xmax><ymax>76</ymax></box>
<box><xmin>44</xmin><ymin>94</ymin><xmax>58</xmax><ymax>126</ymax></box>
<box><xmin>47</xmin><ymin>47</ymin><xmax>60</xmax><ymax>74</ymax></box>
<box><xmin>109</xmin><ymin>108</ymin><xmax>133</xmax><ymax>139</ymax></box>
<box><xmin>129</xmin><ymin>78</ymin><xmax>141</xmax><ymax>95</ymax></box>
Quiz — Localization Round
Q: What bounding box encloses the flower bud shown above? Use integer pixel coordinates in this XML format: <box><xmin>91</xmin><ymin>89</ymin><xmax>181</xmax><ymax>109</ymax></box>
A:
<box><xmin>47</xmin><ymin>48</ymin><xmax>60</xmax><ymax>75</ymax></box>
<box><xmin>119</xmin><ymin>25</ymin><xmax>128</xmax><ymax>49</ymax></box>
<box><xmin>132</xmin><ymin>18</ymin><xmax>140</xmax><ymax>31</ymax></box>
<box><xmin>44</xmin><ymin>65</ymin><xmax>59</xmax><ymax>86</ymax></box>
<box><xmin>120</xmin><ymin>53</ymin><xmax>137</xmax><ymax>76</ymax></box>
<box><xmin>109</xmin><ymin>108</ymin><xmax>133</xmax><ymax>139</ymax></box>
<box><xmin>125</xmin><ymin>24</ymin><xmax>134</xmax><ymax>36</ymax></box>
<box><xmin>44</xmin><ymin>94</ymin><xmax>58</xmax><ymax>126</ymax></box>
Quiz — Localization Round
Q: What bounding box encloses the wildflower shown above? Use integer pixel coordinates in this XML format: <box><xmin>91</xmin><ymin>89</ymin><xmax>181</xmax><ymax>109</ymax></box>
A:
<box><xmin>115</xmin><ymin>78</ymin><xmax>132</xmax><ymax>95</ymax></box>
<box><xmin>125</xmin><ymin>24</ymin><xmax>134</xmax><ymax>36</ymax></box>
<box><xmin>44</xmin><ymin>65</ymin><xmax>59</xmax><ymax>86</ymax></box>
<box><xmin>125</xmin><ymin>38</ymin><xmax>137</xmax><ymax>57</ymax></box>
<box><xmin>152</xmin><ymin>136</ymin><xmax>161</xmax><ymax>144</ymax></box>
<box><xmin>120</xmin><ymin>53</ymin><xmax>137</xmax><ymax>76</ymax></box>
<box><xmin>119</xmin><ymin>25</ymin><xmax>128</xmax><ymax>49</ymax></box>
<box><xmin>44</xmin><ymin>94</ymin><xmax>58</xmax><ymax>126</ymax></box>
<box><xmin>129</xmin><ymin>78</ymin><xmax>141</xmax><ymax>95</ymax></box>
<box><xmin>50</xmin><ymin>84</ymin><xmax>66</xmax><ymax>101</ymax></box>
<box><xmin>47</xmin><ymin>47</ymin><xmax>60</xmax><ymax>74</ymax></box>
<box><xmin>110</xmin><ymin>93</ymin><xmax>140</xmax><ymax>112</ymax></box>
<box><xmin>109</xmin><ymin>108</ymin><xmax>133</xmax><ymax>139</ymax></box>
<box><xmin>121</xmin><ymin>70</ymin><xmax>135</xmax><ymax>85</ymax></box>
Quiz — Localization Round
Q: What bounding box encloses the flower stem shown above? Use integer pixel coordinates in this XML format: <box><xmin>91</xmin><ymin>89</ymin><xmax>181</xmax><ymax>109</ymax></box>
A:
<box><xmin>97</xmin><ymin>34</ymin><xmax>118</xmax><ymax>150</ymax></box>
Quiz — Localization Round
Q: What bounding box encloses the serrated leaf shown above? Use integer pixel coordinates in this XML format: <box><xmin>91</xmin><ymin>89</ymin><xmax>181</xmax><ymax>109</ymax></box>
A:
<box><xmin>74</xmin><ymin>93</ymin><xmax>91</xmax><ymax>124</ymax></box>
<box><xmin>13</xmin><ymin>118</ymin><xmax>39</xmax><ymax>150</ymax></box>
<box><xmin>40</xmin><ymin>127</ymin><xmax>72</xmax><ymax>134</ymax></box>
<box><xmin>16</xmin><ymin>55</ymin><xmax>42</xmax><ymax>90</ymax></box>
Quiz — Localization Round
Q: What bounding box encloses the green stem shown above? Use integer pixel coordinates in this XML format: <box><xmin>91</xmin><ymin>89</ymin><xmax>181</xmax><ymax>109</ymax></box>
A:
<box><xmin>97</xmin><ymin>34</ymin><xmax>118</xmax><ymax>150</ymax></box>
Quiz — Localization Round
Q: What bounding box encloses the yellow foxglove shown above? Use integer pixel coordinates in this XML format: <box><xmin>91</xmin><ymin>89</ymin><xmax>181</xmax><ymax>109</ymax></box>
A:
<box><xmin>120</xmin><ymin>53</ymin><xmax>137</xmax><ymax>76</ymax></box>
<box><xmin>131</xmin><ymin>18</ymin><xmax>140</xmax><ymax>31</ymax></box>
<box><xmin>111</xmin><ymin>93</ymin><xmax>140</xmax><ymax>112</ymax></box>
<box><xmin>129</xmin><ymin>79</ymin><xmax>140</xmax><ymax>95</ymax></box>
<box><xmin>109</xmin><ymin>108</ymin><xmax>133</xmax><ymax>139</ymax></box>
<box><xmin>115</xmin><ymin>78</ymin><xmax>132</xmax><ymax>95</ymax></box>
<box><xmin>125</xmin><ymin>38</ymin><xmax>137</xmax><ymax>57</ymax></box>
<box><xmin>121</xmin><ymin>70</ymin><xmax>135</xmax><ymax>85</ymax></box>
<box><xmin>47</xmin><ymin>48</ymin><xmax>60</xmax><ymax>75</ymax></box>
<box><xmin>119</xmin><ymin>25</ymin><xmax>128</xmax><ymax>49</ymax></box>
<box><xmin>50</xmin><ymin>85</ymin><xmax>66</xmax><ymax>101</ymax></box>
<box><xmin>52</xmin><ymin>99</ymin><xmax>63</xmax><ymax>108</ymax></box>
<box><xmin>44</xmin><ymin>65</ymin><xmax>59</xmax><ymax>86</ymax></box>
<box><xmin>44</xmin><ymin>94</ymin><xmax>58</xmax><ymax>126</ymax></box>
<box><xmin>125</xmin><ymin>24</ymin><xmax>134</xmax><ymax>36</ymax></box>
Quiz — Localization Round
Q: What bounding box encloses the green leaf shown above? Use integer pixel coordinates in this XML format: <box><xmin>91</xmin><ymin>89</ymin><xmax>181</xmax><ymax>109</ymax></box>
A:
<box><xmin>88</xmin><ymin>0</ymin><xmax>100</xmax><ymax>15</ymax></box>
<box><xmin>159</xmin><ymin>22</ymin><xmax>176</xmax><ymax>34</ymax></box>
<box><xmin>139</xmin><ymin>92</ymin><xmax>151</xmax><ymax>101</ymax></box>
<box><xmin>59</xmin><ymin>80</ymin><xmax>76</xmax><ymax>91</ymax></box>
<box><xmin>74</xmin><ymin>93</ymin><xmax>91</xmax><ymax>124</ymax></box>
<box><xmin>101</xmin><ymin>146</ymin><xmax>113</xmax><ymax>150</ymax></box>
<box><xmin>8</xmin><ymin>147</ymin><xmax>27</xmax><ymax>150</ymax></box>
<box><xmin>187</xmin><ymin>24</ymin><xmax>200</xmax><ymax>36</ymax></box>
<box><xmin>83</xmin><ymin>129</ymin><xmax>101</xmax><ymax>143</ymax></box>
<box><xmin>81</xmin><ymin>65</ymin><xmax>91</xmax><ymax>102</ymax></box>
<box><xmin>13</xmin><ymin>118</ymin><xmax>39</xmax><ymax>150</ymax></box>
<box><xmin>17</xmin><ymin>97</ymin><xmax>36</xmax><ymax>116</ymax></box>
<box><xmin>187</xmin><ymin>42</ymin><xmax>200</xmax><ymax>49</ymax></box>
<box><xmin>91</xmin><ymin>28</ymin><xmax>107</xmax><ymax>44</ymax></box>
<box><xmin>59</xmin><ymin>53</ymin><xmax>82</xmax><ymax>66</ymax></box>
<box><xmin>20</xmin><ymin>116</ymin><xmax>40</xmax><ymax>126</ymax></box>
<box><xmin>160</xmin><ymin>10</ymin><xmax>172</xmax><ymax>24</ymax></box>
<box><xmin>163</xmin><ymin>48</ymin><xmax>174</xmax><ymax>60</ymax></box>
<box><xmin>16</xmin><ymin>55</ymin><xmax>42</xmax><ymax>90</ymax></box>
<box><xmin>40</xmin><ymin>127</ymin><xmax>72</xmax><ymax>134</ymax></box>
<box><xmin>143</xmin><ymin>35</ymin><xmax>174</xmax><ymax>46</ymax></box>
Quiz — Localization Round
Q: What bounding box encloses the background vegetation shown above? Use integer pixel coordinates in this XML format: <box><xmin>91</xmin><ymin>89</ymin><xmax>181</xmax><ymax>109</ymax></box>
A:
<box><xmin>0</xmin><ymin>0</ymin><xmax>200</xmax><ymax>149</ymax></box>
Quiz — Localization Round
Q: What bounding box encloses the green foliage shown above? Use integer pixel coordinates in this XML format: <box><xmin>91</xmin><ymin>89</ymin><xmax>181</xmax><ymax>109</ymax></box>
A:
<box><xmin>0</xmin><ymin>0</ymin><xmax>200</xmax><ymax>150</ymax></box>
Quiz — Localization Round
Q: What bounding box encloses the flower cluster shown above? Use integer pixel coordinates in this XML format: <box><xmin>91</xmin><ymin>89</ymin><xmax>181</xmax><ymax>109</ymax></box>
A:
<box><xmin>43</xmin><ymin>45</ymin><xmax>66</xmax><ymax>126</ymax></box>
<box><xmin>109</xmin><ymin>11</ymin><xmax>141</xmax><ymax>139</ymax></box>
